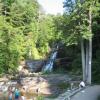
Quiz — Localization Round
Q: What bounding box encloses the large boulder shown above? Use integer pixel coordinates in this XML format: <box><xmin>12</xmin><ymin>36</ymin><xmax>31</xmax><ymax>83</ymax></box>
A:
<box><xmin>26</xmin><ymin>60</ymin><xmax>45</xmax><ymax>72</ymax></box>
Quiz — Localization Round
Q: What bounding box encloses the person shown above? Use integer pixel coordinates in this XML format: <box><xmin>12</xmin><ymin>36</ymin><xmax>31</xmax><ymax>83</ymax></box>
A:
<box><xmin>8</xmin><ymin>86</ymin><xmax>14</xmax><ymax>100</ymax></box>
<box><xmin>79</xmin><ymin>81</ymin><xmax>85</xmax><ymax>88</ymax></box>
<box><xmin>8</xmin><ymin>93</ymin><xmax>13</xmax><ymax>100</ymax></box>
<box><xmin>20</xmin><ymin>87</ymin><xmax>26</xmax><ymax>100</ymax></box>
<box><xmin>71</xmin><ymin>83</ymin><xmax>74</xmax><ymax>90</ymax></box>
<box><xmin>14</xmin><ymin>88</ymin><xmax>20</xmax><ymax>100</ymax></box>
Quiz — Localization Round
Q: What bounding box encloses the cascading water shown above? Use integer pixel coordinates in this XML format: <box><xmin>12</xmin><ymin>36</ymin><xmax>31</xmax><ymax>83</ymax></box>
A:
<box><xmin>42</xmin><ymin>51</ymin><xmax>57</xmax><ymax>72</ymax></box>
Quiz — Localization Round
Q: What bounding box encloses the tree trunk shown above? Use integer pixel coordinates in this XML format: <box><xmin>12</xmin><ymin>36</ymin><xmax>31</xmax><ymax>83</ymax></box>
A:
<box><xmin>85</xmin><ymin>40</ymin><xmax>89</xmax><ymax>82</ymax></box>
<box><xmin>87</xmin><ymin>7</ymin><xmax>92</xmax><ymax>84</ymax></box>
<box><xmin>81</xmin><ymin>38</ymin><xmax>86</xmax><ymax>82</ymax></box>
<box><xmin>87</xmin><ymin>39</ymin><xmax>92</xmax><ymax>84</ymax></box>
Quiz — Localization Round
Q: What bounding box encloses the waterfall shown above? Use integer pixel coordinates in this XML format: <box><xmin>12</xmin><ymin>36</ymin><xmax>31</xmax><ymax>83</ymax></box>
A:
<box><xmin>42</xmin><ymin>51</ymin><xmax>57</xmax><ymax>72</ymax></box>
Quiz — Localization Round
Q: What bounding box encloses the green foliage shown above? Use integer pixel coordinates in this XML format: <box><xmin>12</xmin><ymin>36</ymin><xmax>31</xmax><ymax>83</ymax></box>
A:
<box><xmin>37</xmin><ymin>15</ymin><xmax>56</xmax><ymax>56</ymax></box>
<box><xmin>0</xmin><ymin>0</ymin><xmax>58</xmax><ymax>73</ymax></box>
<box><xmin>0</xmin><ymin>0</ymin><xmax>40</xmax><ymax>73</ymax></box>
<box><xmin>63</xmin><ymin>0</ymin><xmax>76</xmax><ymax>13</ymax></box>
<box><xmin>54</xmin><ymin>0</ymin><xmax>100</xmax><ymax>83</ymax></box>
<box><xmin>54</xmin><ymin>0</ymin><xmax>99</xmax><ymax>46</ymax></box>
<box><xmin>36</xmin><ymin>95</ymin><xmax>44</xmax><ymax>100</ymax></box>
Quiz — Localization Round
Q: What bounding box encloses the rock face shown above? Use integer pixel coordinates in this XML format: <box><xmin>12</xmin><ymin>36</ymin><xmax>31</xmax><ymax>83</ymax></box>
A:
<box><xmin>17</xmin><ymin>59</ymin><xmax>45</xmax><ymax>75</ymax></box>
<box><xmin>26</xmin><ymin>60</ymin><xmax>45</xmax><ymax>72</ymax></box>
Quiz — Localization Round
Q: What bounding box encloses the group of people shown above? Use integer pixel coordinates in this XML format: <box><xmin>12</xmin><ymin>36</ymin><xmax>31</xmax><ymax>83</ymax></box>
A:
<box><xmin>8</xmin><ymin>86</ymin><xmax>25</xmax><ymax>100</ymax></box>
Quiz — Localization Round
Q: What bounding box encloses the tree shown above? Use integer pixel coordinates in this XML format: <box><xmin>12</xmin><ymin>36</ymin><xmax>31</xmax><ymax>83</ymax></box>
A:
<box><xmin>0</xmin><ymin>0</ymin><xmax>59</xmax><ymax>73</ymax></box>
<box><xmin>55</xmin><ymin>0</ymin><xmax>98</xmax><ymax>84</ymax></box>
<box><xmin>0</xmin><ymin>0</ymin><xmax>40</xmax><ymax>72</ymax></box>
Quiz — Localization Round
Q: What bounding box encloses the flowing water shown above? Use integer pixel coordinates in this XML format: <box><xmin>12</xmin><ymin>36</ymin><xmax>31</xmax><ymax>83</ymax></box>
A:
<box><xmin>42</xmin><ymin>51</ymin><xmax>57</xmax><ymax>72</ymax></box>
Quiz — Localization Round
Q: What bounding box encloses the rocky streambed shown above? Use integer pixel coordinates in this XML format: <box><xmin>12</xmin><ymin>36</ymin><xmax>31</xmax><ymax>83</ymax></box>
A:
<box><xmin>0</xmin><ymin>73</ymin><xmax>81</xmax><ymax>99</ymax></box>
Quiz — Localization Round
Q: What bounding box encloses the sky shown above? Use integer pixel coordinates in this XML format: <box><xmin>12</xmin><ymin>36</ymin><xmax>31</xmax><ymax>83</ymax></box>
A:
<box><xmin>37</xmin><ymin>0</ymin><xmax>64</xmax><ymax>15</ymax></box>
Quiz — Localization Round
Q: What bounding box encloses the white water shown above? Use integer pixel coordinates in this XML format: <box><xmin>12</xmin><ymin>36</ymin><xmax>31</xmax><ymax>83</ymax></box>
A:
<box><xmin>42</xmin><ymin>51</ymin><xmax>57</xmax><ymax>72</ymax></box>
